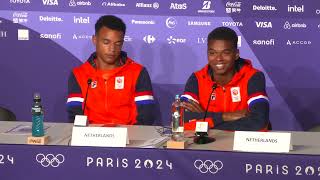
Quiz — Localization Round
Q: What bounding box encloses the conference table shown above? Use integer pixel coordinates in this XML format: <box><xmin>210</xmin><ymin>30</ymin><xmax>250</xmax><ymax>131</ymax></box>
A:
<box><xmin>0</xmin><ymin>121</ymin><xmax>320</xmax><ymax>180</ymax></box>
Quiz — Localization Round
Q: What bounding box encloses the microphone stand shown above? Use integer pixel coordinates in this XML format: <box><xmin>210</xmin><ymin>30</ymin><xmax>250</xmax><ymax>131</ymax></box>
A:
<box><xmin>83</xmin><ymin>79</ymin><xmax>92</xmax><ymax>115</ymax></box>
<box><xmin>194</xmin><ymin>84</ymin><xmax>217</xmax><ymax>144</ymax></box>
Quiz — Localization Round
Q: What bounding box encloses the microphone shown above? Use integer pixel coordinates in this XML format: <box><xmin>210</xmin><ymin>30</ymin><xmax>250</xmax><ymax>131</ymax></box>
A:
<box><xmin>194</xmin><ymin>83</ymin><xmax>218</xmax><ymax>144</ymax></box>
<box><xmin>83</xmin><ymin>78</ymin><xmax>92</xmax><ymax>115</ymax></box>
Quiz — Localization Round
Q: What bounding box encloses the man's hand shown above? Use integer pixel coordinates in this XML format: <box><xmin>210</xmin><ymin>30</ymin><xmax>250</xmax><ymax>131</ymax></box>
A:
<box><xmin>222</xmin><ymin>110</ymin><xmax>248</xmax><ymax>122</ymax></box>
<box><xmin>181</xmin><ymin>99</ymin><xmax>204</xmax><ymax>112</ymax></box>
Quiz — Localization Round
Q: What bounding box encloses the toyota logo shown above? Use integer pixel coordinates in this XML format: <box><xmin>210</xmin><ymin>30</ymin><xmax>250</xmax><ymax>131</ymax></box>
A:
<box><xmin>36</xmin><ymin>153</ymin><xmax>65</xmax><ymax>167</ymax></box>
<box><xmin>194</xmin><ymin>159</ymin><xmax>223</xmax><ymax>174</ymax></box>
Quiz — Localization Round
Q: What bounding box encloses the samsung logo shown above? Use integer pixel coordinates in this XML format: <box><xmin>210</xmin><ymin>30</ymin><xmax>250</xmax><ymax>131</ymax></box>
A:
<box><xmin>188</xmin><ymin>21</ymin><xmax>211</xmax><ymax>26</ymax></box>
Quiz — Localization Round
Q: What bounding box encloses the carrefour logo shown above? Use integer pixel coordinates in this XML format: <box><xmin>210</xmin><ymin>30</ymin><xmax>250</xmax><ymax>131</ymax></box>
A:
<box><xmin>143</xmin><ymin>35</ymin><xmax>156</xmax><ymax>44</ymax></box>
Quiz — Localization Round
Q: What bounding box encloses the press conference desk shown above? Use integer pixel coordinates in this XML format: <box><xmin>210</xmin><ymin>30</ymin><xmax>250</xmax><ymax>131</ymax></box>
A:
<box><xmin>0</xmin><ymin>121</ymin><xmax>320</xmax><ymax>180</ymax></box>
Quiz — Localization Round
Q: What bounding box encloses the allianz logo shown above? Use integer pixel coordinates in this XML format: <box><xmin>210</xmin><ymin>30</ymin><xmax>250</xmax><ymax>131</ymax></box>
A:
<box><xmin>13</xmin><ymin>12</ymin><xmax>28</xmax><ymax>18</ymax></box>
<box><xmin>170</xmin><ymin>3</ymin><xmax>187</xmax><ymax>10</ymax></box>
<box><xmin>255</xmin><ymin>21</ymin><xmax>272</xmax><ymax>28</ymax></box>
<box><xmin>288</xmin><ymin>5</ymin><xmax>304</xmax><ymax>13</ymax></box>
<box><xmin>73</xmin><ymin>16</ymin><xmax>90</xmax><ymax>24</ymax></box>
<box><xmin>10</xmin><ymin>0</ymin><xmax>30</xmax><ymax>3</ymax></box>
<box><xmin>253</xmin><ymin>39</ymin><xmax>275</xmax><ymax>46</ymax></box>
<box><xmin>252</xmin><ymin>5</ymin><xmax>277</xmax><ymax>11</ymax></box>
<box><xmin>136</xmin><ymin>2</ymin><xmax>159</xmax><ymax>9</ymax></box>
<box><xmin>102</xmin><ymin>2</ymin><xmax>125</xmax><ymax>7</ymax></box>
<box><xmin>69</xmin><ymin>0</ymin><xmax>91</xmax><ymax>7</ymax></box>
<box><xmin>131</xmin><ymin>19</ymin><xmax>155</xmax><ymax>25</ymax></box>
<box><xmin>42</xmin><ymin>0</ymin><xmax>58</xmax><ymax>6</ymax></box>
<box><xmin>222</xmin><ymin>21</ymin><xmax>243</xmax><ymax>27</ymax></box>
<box><xmin>40</xmin><ymin>33</ymin><xmax>62</xmax><ymax>39</ymax></box>
<box><xmin>39</xmin><ymin>15</ymin><xmax>63</xmax><ymax>22</ymax></box>
<box><xmin>188</xmin><ymin>21</ymin><xmax>211</xmax><ymax>26</ymax></box>
<box><xmin>283</xmin><ymin>21</ymin><xmax>307</xmax><ymax>29</ymax></box>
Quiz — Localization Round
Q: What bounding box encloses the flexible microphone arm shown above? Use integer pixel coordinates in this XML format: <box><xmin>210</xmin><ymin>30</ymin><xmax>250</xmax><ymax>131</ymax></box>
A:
<box><xmin>203</xmin><ymin>83</ymin><xmax>218</xmax><ymax>121</ymax></box>
<box><xmin>83</xmin><ymin>79</ymin><xmax>92</xmax><ymax>115</ymax></box>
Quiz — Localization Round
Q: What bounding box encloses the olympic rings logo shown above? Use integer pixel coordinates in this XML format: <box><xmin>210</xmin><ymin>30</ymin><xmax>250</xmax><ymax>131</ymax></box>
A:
<box><xmin>36</xmin><ymin>153</ymin><xmax>65</xmax><ymax>167</ymax></box>
<box><xmin>194</xmin><ymin>159</ymin><xmax>223</xmax><ymax>174</ymax></box>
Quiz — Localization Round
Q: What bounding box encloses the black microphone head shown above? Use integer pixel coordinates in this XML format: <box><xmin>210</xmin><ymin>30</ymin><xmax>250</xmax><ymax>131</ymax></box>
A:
<box><xmin>212</xmin><ymin>83</ymin><xmax>218</xmax><ymax>89</ymax></box>
<box><xmin>87</xmin><ymin>79</ymin><xmax>92</xmax><ymax>85</ymax></box>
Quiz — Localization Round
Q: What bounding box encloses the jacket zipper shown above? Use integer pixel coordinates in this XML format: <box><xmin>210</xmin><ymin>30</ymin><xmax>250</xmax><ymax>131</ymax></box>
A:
<box><xmin>222</xmin><ymin>86</ymin><xmax>227</xmax><ymax>111</ymax></box>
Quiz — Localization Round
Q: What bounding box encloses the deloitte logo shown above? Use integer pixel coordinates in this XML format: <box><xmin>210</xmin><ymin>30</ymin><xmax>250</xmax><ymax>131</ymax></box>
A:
<box><xmin>143</xmin><ymin>35</ymin><xmax>156</xmax><ymax>44</ymax></box>
<box><xmin>166</xmin><ymin>17</ymin><xmax>177</xmax><ymax>29</ymax></box>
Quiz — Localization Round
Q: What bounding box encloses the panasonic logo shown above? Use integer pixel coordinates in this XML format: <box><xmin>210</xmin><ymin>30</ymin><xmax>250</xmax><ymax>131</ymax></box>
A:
<box><xmin>131</xmin><ymin>20</ymin><xmax>155</xmax><ymax>25</ymax></box>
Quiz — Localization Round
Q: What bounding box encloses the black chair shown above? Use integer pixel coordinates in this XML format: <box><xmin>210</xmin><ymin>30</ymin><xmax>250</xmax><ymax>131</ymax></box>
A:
<box><xmin>0</xmin><ymin>107</ymin><xmax>16</xmax><ymax>121</ymax></box>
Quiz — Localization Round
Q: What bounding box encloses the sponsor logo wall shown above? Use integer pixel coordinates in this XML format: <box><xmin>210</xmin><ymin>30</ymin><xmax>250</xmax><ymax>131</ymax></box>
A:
<box><xmin>0</xmin><ymin>0</ymin><xmax>320</xmax><ymax>131</ymax></box>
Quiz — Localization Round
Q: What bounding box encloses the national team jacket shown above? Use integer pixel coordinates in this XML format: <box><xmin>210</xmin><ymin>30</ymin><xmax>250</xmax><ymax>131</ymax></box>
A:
<box><xmin>181</xmin><ymin>58</ymin><xmax>270</xmax><ymax>131</ymax></box>
<box><xmin>66</xmin><ymin>51</ymin><xmax>155</xmax><ymax>125</ymax></box>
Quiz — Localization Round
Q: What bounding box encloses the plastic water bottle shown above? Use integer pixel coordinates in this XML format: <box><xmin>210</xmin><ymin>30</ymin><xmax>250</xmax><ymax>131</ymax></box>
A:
<box><xmin>171</xmin><ymin>94</ymin><xmax>184</xmax><ymax>141</ymax></box>
<box><xmin>32</xmin><ymin>93</ymin><xmax>44</xmax><ymax>137</ymax></box>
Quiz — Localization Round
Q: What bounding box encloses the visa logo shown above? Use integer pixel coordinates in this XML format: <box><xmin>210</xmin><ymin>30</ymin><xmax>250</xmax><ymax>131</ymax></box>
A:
<box><xmin>42</xmin><ymin>0</ymin><xmax>58</xmax><ymax>5</ymax></box>
<box><xmin>255</xmin><ymin>21</ymin><xmax>272</xmax><ymax>28</ymax></box>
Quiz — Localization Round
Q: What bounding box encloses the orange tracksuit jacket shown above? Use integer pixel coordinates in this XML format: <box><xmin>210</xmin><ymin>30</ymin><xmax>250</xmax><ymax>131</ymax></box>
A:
<box><xmin>181</xmin><ymin>58</ymin><xmax>270</xmax><ymax>131</ymax></box>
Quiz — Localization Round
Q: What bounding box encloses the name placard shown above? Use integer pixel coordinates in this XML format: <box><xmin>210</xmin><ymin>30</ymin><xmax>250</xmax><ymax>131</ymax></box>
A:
<box><xmin>233</xmin><ymin>131</ymin><xmax>291</xmax><ymax>153</ymax></box>
<box><xmin>71</xmin><ymin>126</ymin><xmax>128</xmax><ymax>147</ymax></box>
<box><xmin>195</xmin><ymin>121</ymin><xmax>208</xmax><ymax>133</ymax></box>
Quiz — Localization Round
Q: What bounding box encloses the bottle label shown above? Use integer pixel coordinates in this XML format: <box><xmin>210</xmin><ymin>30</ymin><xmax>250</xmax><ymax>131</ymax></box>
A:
<box><xmin>172</xmin><ymin>126</ymin><xmax>184</xmax><ymax>133</ymax></box>
<box><xmin>32</xmin><ymin>107</ymin><xmax>41</xmax><ymax>113</ymax></box>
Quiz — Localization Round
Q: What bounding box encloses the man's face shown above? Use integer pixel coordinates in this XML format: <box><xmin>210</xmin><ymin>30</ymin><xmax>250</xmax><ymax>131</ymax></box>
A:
<box><xmin>207</xmin><ymin>39</ymin><xmax>239</xmax><ymax>76</ymax></box>
<box><xmin>92</xmin><ymin>26</ymin><xmax>124</xmax><ymax>66</ymax></box>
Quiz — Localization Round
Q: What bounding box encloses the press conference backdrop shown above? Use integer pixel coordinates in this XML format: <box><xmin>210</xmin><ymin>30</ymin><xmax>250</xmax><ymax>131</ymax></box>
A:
<box><xmin>0</xmin><ymin>0</ymin><xmax>320</xmax><ymax>130</ymax></box>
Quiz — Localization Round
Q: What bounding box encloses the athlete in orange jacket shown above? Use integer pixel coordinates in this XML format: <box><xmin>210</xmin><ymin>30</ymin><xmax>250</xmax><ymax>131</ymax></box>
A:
<box><xmin>181</xmin><ymin>27</ymin><xmax>270</xmax><ymax>131</ymax></box>
<box><xmin>66</xmin><ymin>15</ymin><xmax>155</xmax><ymax>125</ymax></box>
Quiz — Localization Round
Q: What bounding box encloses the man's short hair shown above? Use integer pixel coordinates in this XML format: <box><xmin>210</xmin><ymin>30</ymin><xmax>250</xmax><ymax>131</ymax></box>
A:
<box><xmin>95</xmin><ymin>15</ymin><xmax>126</xmax><ymax>35</ymax></box>
<box><xmin>207</xmin><ymin>27</ymin><xmax>238</xmax><ymax>49</ymax></box>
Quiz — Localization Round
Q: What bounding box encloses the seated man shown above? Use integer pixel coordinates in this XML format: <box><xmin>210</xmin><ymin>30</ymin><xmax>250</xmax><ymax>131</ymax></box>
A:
<box><xmin>181</xmin><ymin>27</ymin><xmax>270</xmax><ymax>131</ymax></box>
<box><xmin>67</xmin><ymin>15</ymin><xmax>155</xmax><ymax>125</ymax></box>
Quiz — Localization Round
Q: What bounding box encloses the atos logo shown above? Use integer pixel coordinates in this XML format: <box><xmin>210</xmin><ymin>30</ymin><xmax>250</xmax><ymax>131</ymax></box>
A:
<box><xmin>194</xmin><ymin>159</ymin><xmax>223</xmax><ymax>174</ymax></box>
<box><xmin>255</xmin><ymin>21</ymin><xmax>272</xmax><ymax>28</ymax></box>
<box><xmin>288</xmin><ymin>5</ymin><xmax>304</xmax><ymax>13</ymax></box>
<box><xmin>166</xmin><ymin>17</ymin><xmax>177</xmax><ymax>28</ymax></box>
<box><xmin>42</xmin><ymin>0</ymin><xmax>58</xmax><ymax>6</ymax></box>
<box><xmin>170</xmin><ymin>3</ymin><xmax>187</xmax><ymax>10</ymax></box>
<box><xmin>36</xmin><ymin>153</ymin><xmax>65</xmax><ymax>167</ymax></box>
<box><xmin>143</xmin><ymin>35</ymin><xmax>156</xmax><ymax>44</ymax></box>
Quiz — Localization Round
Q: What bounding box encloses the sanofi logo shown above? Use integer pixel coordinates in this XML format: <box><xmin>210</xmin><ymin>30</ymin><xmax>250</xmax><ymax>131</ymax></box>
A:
<box><xmin>253</xmin><ymin>39</ymin><xmax>275</xmax><ymax>46</ymax></box>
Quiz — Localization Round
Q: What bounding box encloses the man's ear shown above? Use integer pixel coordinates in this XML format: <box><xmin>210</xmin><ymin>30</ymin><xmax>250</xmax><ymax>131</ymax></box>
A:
<box><xmin>235</xmin><ymin>49</ymin><xmax>240</xmax><ymax>59</ymax></box>
<box><xmin>92</xmin><ymin>34</ymin><xmax>97</xmax><ymax>46</ymax></box>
